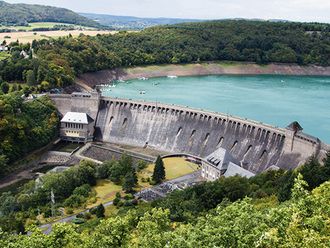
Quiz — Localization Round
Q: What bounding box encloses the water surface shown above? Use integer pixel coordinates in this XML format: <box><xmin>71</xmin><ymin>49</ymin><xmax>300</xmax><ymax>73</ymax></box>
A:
<box><xmin>102</xmin><ymin>75</ymin><xmax>330</xmax><ymax>143</ymax></box>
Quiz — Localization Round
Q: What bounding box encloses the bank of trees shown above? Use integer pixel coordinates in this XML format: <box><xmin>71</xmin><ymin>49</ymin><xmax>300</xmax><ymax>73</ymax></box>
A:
<box><xmin>0</xmin><ymin>20</ymin><xmax>329</xmax><ymax>91</ymax></box>
<box><xmin>1</xmin><ymin>173</ymin><xmax>330</xmax><ymax>247</ymax></box>
<box><xmin>0</xmin><ymin>94</ymin><xmax>59</xmax><ymax>175</ymax></box>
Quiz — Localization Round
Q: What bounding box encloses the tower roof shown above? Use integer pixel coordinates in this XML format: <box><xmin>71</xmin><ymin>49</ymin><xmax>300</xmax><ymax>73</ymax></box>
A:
<box><xmin>287</xmin><ymin>121</ymin><xmax>303</xmax><ymax>132</ymax></box>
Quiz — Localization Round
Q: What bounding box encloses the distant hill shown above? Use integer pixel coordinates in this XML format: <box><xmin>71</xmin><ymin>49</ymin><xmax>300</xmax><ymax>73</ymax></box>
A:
<box><xmin>80</xmin><ymin>13</ymin><xmax>203</xmax><ymax>30</ymax></box>
<box><xmin>0</xmin><ymin>0</ymin><xmax>100</xmax><ymax>27</ymax></box>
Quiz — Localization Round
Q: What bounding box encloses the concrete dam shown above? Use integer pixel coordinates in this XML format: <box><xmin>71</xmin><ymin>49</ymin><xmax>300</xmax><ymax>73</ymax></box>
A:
<box><xmin>51</xmin><ymin>93</ymin><xmax>329</xmax><ymax>174</ymax></box>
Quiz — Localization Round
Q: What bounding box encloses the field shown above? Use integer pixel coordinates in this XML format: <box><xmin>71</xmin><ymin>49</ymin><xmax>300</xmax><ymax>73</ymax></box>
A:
<box><xmin>1</xmin><ymin>22</ymin><xmax>96</xmax><ymax>31</ymax></box>
<box><xmin>0</xmin><ymin>30</ymin><xmax>116</xmax><ymax>43</ymax></box>
<box><xmin>142</xmin><ymin>157</ymin><xmax>199</xmax><ymax>181</ymax></box>
<box><xmin>89</xmin><ymin>179</ymin><xmax>123</xmax><ymax>207</ymax></box>
<box><xmin>89</xmin><ymin>157</ymin><xmax>199</xmax><ymax>206</ymax></box>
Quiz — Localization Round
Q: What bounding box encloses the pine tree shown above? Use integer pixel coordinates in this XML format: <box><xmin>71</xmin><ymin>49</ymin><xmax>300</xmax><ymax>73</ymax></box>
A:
<box><xmin>152</xmin><ymin>156</ymin><xmax>166</xmax><ymax>184</ymax></box>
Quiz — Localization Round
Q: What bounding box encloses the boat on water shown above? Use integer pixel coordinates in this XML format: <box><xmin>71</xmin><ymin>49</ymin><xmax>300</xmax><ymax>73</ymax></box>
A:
<box><xmin>138</xmin><ymin>77</ymin><xmax>148</xmax><ymax>80</ymax></box>
<box><xmin>139</xmin><ymin>91</ymin><xmax>146</xmax><ymax>95</ymax></box>
<box><xmin>117</xmin><ymin>79</ymin><xmax>125</xmax><ymax>83</ymax></box>
<box><xmin>167</xmin><ymin>75</ymin><xmax>178</xmax><ymax>79</ymax></box>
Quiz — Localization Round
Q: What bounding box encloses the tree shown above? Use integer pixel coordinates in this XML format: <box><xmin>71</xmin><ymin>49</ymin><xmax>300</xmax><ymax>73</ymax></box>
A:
<box><xmin>0</xmin><ymin>155</ymin><xmax>8</xmax><ymax>176</ymax></box>
<box><xmin>1</xmin><ymin>82</ymin><xmax>9</xmax><ymax>94</ymax></box>
<box><xmin>95</xmin><ymin>204</ymin><xmax>105</xmax><ymax>218</ymax></box>
<box><xmin>113</xmin><ymin>192</ymin><xmax>122</xmax><ymax>206</ymax></box>
<box><xmin>152</xmin><ymin>156</ymin><xmax>165</xmax><ymax>184</ymax></box>
<box><xmin>137</xmin><ymin>160</ymin><xmax>148</xmax><ymax>172</ymax></box>
<box><xmin>109</xmin><ymin>161</ymin><xmax>124</xmax><ymax>184</ymax></box>
<box><xmin>122</xmin><ymin>169</ymin><xmax>138</xmax><ymax>193</ymax></box>
<box><xmin>25</xmin><ymin>70</ymin><xmax>36</xmax><ymax>86</ymax></box>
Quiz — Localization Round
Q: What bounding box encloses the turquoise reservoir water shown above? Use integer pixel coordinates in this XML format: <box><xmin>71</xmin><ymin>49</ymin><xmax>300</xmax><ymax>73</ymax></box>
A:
<box><xmin>102</xmin><ymin>75</ymin><xmax>330</xmax><ymax>143</ymax></box>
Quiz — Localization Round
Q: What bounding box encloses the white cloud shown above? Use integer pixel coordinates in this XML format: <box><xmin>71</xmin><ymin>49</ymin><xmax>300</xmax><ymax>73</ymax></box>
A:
<box><xmin>5</xmin><ymin>0</ymin><xmax>330</xmax><ymax>22</ymax></box>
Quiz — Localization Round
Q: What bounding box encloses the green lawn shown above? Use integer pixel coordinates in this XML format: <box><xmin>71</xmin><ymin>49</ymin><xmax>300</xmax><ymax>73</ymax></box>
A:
<box><xmin>141</xmin><ymin>157</ymin><xmax>199</xmax><ymax>182</ymax></box>
<box><xmin>89</xmin><ymin>179</ymin><xmax>123</xmax><ymax>207</ymax></box>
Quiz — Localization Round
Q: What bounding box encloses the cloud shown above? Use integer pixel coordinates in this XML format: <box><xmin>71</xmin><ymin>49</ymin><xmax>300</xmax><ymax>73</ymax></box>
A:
<box><xmin>5</xmin><ymin>0</ymin><xmax>330</xmax><ymax>22</ymax></box>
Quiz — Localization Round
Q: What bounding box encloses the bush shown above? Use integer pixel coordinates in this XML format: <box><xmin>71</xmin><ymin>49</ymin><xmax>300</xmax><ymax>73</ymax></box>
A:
<box><xmin>124</xmin><ymin>194</ymin><xmax>134</xmax><ymax>200</ymax></box>
<box><xmin>64</xmin><ymin>195</ymin><xmax>86</xmax><ymax>208</ymax></box>
<box><xmin>73</xmin><ymin>184</ymin><xmax>91</xmax><ymax>197</ymax></box>
<box><xmin>113</xmin><ymin>197</ymin><xmax>121</xmax><ymax>206</ymax></box>
<box><xmin>137</xmin><ymin>160</ymin><xmax>148</xmax><ymax>172</ymax></box>
<box><xmin>66</xmin><ymin>208</ymin><xmax>73</xmax><ymax>214</ymax></box>
<box><xmin>84</xmin><ymin>212</ymin><xmax>92</xmax><ymax>220</ymax></box>
<box><xmin>76</xmin><ymin>213</ymin><xmax>84</xmax><ymax>219</ymax></box>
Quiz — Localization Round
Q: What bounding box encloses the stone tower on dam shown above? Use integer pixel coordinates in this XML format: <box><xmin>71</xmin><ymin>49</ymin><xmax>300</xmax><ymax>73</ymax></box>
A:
<box><xmin>51</xmin><ymin>93</ymin><xmax>329</xmax><ymax>174</ymax></box>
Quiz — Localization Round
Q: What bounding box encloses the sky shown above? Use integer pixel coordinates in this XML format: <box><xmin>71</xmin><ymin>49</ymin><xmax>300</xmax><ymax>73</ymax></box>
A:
<box><xmin>6</xmin><ymin>0</ymin><xmax>330</xmax><ymax>23</ymax></box>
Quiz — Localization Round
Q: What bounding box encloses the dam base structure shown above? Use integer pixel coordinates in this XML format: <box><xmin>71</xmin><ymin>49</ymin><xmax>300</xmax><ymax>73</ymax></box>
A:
<box><xmin>50</xmin><ymin>92</ymin><xmax>329</xmax><ymax>175</ymax></box>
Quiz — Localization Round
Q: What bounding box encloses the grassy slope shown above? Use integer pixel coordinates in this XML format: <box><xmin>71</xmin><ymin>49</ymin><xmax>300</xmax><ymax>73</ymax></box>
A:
<box><xmin>0</xmin><ymin>30</ymin><xmax>115</xmax><ymax>44</ymax></box>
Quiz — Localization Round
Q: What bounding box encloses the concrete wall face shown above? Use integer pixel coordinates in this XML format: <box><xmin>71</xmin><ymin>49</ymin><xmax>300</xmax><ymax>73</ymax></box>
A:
<box><xmin>50</xmin><ymin>93</ymin><xmax>100</xmax><ymax>120</ymax></box>
<box><xmin>95</xmin><ymin>98</ymin><xmax>316</xmax><ymax>173</ymax></box>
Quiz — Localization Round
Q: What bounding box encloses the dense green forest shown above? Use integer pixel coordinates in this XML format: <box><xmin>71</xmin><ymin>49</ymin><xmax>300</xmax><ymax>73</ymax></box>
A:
<box><xmin>0</xmin><ymin>20</ymin><xmax>329</xmax><ymax>92</ymax></box>
<box><xmin>0</xmin><ymin>154</ymin><xmax>329</xmax><ymax>246</ymax></box>
<box><xmin>0</xmin><ymin>94</ymin><xmax>59</xmax><ymax>174</ymax></box>
<box><xmin>0</xmin><ymin>0</ymin><xmax>100</xmax><ymax>27</ymax></box>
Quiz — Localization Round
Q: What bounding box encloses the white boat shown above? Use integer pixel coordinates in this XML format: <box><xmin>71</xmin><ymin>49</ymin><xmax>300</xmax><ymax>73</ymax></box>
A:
<box><xmin>167</xmin><ymin>75</ymin><xmax>178</xmax><ymax>79</ymax></box>
<box><xmin>138</xmin><ymin>77</ymin><xmax>148</xmax><ymax>80</ymax></box>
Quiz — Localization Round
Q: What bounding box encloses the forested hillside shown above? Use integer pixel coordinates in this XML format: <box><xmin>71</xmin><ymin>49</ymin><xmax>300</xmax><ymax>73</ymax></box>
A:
<box><xmin>0</xmin><ymin>1</ymin><xmax>99</xmax><ymax>27</ymax></box>
<box><xmin>0</xmin><ymin>94</ymin><xmax>59</xmax><ymax>175</ymax></box>
<box><xmin>0</xmin><ymin>20</ymin><xmax>329</xmax><ymax>91</ymax></box>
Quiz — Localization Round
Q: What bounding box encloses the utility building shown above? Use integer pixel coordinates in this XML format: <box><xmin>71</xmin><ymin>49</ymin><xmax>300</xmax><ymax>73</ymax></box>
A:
<box><xmin>60</xmin><ymin>112</ymin><xmax>94</xmax><ymax>143</ymax></box>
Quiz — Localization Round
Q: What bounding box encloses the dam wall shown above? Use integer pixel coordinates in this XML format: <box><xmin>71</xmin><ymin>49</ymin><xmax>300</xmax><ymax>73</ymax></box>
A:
<box><xmin>95</xmin><ymin>97</ymin><xmax>324</xmax><ymax>173</ymax></box>
<box><xmin>50</xmin><ymin>93</ymin><xmax>327</xmax><ymax>173</ymax></box>
<box><xmin>50</xmin><ymin>92</ymin><xmax>100</xmax><ymax>120</ymax></box>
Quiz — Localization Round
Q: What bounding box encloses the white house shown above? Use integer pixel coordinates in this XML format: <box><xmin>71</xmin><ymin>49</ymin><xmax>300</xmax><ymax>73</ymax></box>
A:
<box><xmin>60</xmin><ymin>112</ymin><xmax>95</xmax><ymax>143</ymax></box>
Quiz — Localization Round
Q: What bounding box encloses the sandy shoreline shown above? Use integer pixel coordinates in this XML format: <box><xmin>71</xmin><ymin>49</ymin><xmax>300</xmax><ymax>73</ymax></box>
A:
<box><xmin>76</xmin><ymin>62</ymin><xmax>330</xmax><ymax>89</ymax></box>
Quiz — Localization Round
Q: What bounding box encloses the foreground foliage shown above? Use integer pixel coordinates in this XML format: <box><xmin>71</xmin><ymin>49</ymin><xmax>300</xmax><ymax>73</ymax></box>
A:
<box><xmin>0</xmin><ymin>175</ymin><xmax>329</xmax><ymax>247</ymax></box>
